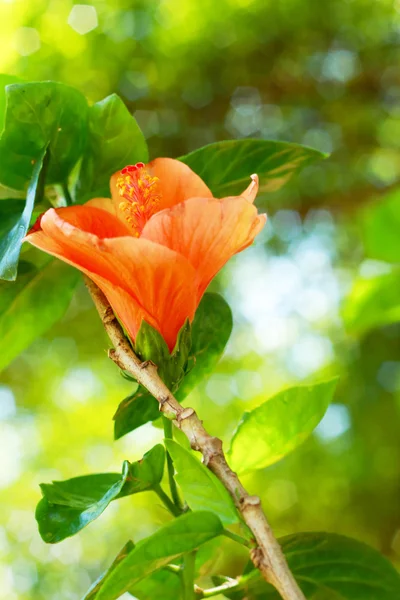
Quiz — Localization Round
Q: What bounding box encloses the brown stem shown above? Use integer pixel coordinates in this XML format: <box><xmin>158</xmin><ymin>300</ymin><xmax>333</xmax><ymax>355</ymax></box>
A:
<box><xmin>84</xmin><ymin>277</ymin><xmax>305</xmax><ymax>600</ymax></box>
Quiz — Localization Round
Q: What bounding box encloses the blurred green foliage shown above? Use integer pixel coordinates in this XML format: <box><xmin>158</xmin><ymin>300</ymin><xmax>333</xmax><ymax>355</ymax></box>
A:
<box><xmin>0</xmin><ymin>0</ymin><xmax>399</xmax><ymax>598</ymax></box>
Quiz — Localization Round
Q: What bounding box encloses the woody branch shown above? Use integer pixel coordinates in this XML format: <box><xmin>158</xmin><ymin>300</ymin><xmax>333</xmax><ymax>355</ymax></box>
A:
<box><xmin>84</xmin><ymin>276</ymin><xmax>305</xmax><ymax>600</ymax></box>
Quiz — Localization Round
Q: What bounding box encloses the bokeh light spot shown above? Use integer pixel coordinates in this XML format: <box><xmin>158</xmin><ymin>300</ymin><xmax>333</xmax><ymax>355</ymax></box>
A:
<box><xmin>15</xmin><ymin>27</ymin><xmax>40</xmax><ymax>56</ymax></box>
<box><xmin>315</xmin><ymin>404</ymin><xmax>351</xmax><ymax>442</ymax></box>
<box><xmin>68</xmin><ymin>5</ymin><xmax>98</xmax><ymax>35</ymax></box>
<box><xmin>322</xmin><ymin>49</ymin><xmax>360</xmax><ymax>83</ymax></box>
<box><xmin>0</xmin><ymin>386</ymin><xmax>16</xmax><ymax>420</ymax></box>
<box><xmin>377</xmin><ymin>361</ymin><xmax>400</xmax><ymax>393</ymax></box>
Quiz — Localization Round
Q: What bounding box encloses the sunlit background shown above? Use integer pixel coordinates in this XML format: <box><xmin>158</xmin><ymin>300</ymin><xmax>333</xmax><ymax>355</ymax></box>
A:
<box><xmin>0</xmin><ymin>0</ymin><xmax>400</xmax><ymax>598</ymax></box>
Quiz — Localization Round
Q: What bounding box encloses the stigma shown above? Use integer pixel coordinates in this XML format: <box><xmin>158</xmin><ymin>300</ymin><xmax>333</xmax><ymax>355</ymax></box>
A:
<box><xmin>116</xmin><ymin>163</ymin><xmax>160</xmax><ymax>235</ymax></box>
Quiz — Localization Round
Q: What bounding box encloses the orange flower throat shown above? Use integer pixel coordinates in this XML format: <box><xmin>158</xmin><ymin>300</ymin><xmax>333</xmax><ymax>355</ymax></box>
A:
<box><xmin>116</xmin><ymin>163</ymin><xmax>160</xmax><ymax>235</ymax></box>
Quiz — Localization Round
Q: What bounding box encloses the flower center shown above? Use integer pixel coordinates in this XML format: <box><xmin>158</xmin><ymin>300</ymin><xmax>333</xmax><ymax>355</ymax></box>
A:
<box><xmin>116</xmin><ymin>163</ymin><xmax>160</xmax><ymax>236</ymax></box>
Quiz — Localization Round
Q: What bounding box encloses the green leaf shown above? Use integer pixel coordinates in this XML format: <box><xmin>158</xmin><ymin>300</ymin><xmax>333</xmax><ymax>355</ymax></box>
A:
<box><xmin>83</xmin><ymin>540</ymin><xmax>135</xmax><ymax>600</ymax></box>
<box><xmin>176</xmin><ymin>292</ymin><xmax>233</xmax><ymax>401</ymax></box>
<box><xmin>343</xmin><ymin>270</ymin><xmax>400</xmax><ymax>335</ymax></box>
<box><xmin>0</xmin><ymin>81</ymin><xmax>88</xmax><ymax>189</ymax></box>
<box><xmin>0</xmin><ymin>259</ymin><xmax>80</xmax><ymax>372</ymax></box>
<box><xmin>165</xmin><ymin>440</ymin><xmax>240</xmax><ymax>526</ymax></box>
<box><xmin>76</xmin><ymin>93</ymin><xmax>148</xmax><ymax>202</ymax></box>
<box><xmin>0</xmin><ymin>199</ymin><xmax>26</xmax><ymax>278</ymax></box>
<box><xmin>0</xmin><ymin>146</ymin><xmax>48</xmax><ymax>280</ymax></box>
<box><xmin>222</xmin><ymin>532</ymin><xmax>400</xmax><ymax>600</ymax></box>
<box><xmin>90</xmin><ymin>511</ymin><xmax>223</xmax><ymax>600</ymax></box>
<box><xmin>361</xmin><ymin>189</ymin><xmax>400</xmax><ymax>263</ymax></box>
<box><xmin>118</xmin><ymin>444</ymin><xmax>165</xmax><ymax>497</ymax></box>
<box><xmin>0</xmin><ymin>74</ymin><xmax>21</xmax><ymax>133</ymax></box>
<box><xmin>36</xmin><ymin>446</ymin><xmax>165</xmax><ymax>543</ymax></box>
<box><xmin>36</xmin><ymin>462</ymin><xmax>130</xmax><ymax>543</ymax></box>
<box><xmin>228</xmin><ymin>378</ymin><xmax>338</xmax><ymax>474</ymax></box>
<box><xmin>128</xmin><ymin>569</ymin><xmax>181</xmax><ymax>600</ymax></box>
<box><xmin>179</xmin><ymin>139</ymin><xmax>326</xmax><ymax>197</ymax></box>
<box><xmin>113</xmin><ymin>387</ymin><xmax>160</xmax><ymax>440</ymax></box>
<box><xmin>84</xmin><ymin>542</ymin><xmax>181</xmax><ymax>600</ymax></box>
<box><xmin>135</xmin><ymin>318</ymin><xmax>192</xmax><ymax>389</ymax></box>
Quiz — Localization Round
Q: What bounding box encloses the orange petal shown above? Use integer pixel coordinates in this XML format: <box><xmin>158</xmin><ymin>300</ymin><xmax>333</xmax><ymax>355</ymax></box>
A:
<box><xmin>86</xmin><ymin>197</ymin><xmax>117</xmax><ymax>215</ymax></box>
<box><xmin>142</xmin><ymin>194</ymin><xmax>266</xmax><ymax>300</ymax></box>
<box><xmin>241</xmin><ymin>174</ymin><xmax>259</xmax><ymax>203</ymax></box>
<box><xmin>25</xmin><ymin>208</ymin><xmax>198</xmax><ymax>350</ymax></box>
<box><xmin>110</xmin><ymin>157</ymin><xmax>213</xmax><ymax>215</ymax></box>
<box><xmin>28</xmin><ymin>204</ymin><xmax>132</xmax><ymax>239</ymax></box>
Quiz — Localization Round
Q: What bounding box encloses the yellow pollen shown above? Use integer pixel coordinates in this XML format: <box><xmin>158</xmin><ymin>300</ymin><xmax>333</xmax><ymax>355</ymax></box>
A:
<box><xmin>116</xmin><ymin>164</ymin><xmax>160</xmax><ymax>234</ymax></box>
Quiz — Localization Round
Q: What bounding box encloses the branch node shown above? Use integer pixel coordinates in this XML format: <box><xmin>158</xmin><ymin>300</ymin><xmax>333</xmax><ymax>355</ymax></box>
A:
<box><xmin>159</xmin><ymin>395</ymin><xmax>177</xmax><ymax>419</ymax></box>
<box><xmin>159</xmin><ymin>395</ymin><xmax>170</xmax><ymax>407</ymax></box>
<box><xmin>240</xmin><ymin>495</ymin><xmax>261</xmax><ymax>510</ymax></box>
<box><xmin>177</xmin><ymin>407</ymin><xmax>195</xmax><ymax>422</ymax></box>
<box><xmin>203</xmin><ymin>437</ymin><xmax>223</xmax><ymax>466</ymax></box>
<box><xmin>139</xmin><ymin>359</ymin><xmax>156</xmax><ymax>370</ymax></box>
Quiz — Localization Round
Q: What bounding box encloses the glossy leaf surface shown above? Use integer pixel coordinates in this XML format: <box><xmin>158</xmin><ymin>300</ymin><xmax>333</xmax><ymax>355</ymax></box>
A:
<box><xmin>36</xmin><ymin>462</ymin><xmax>130</xmax><ymax>543</ymax></box>
<box><xmin>91</xmin><ymin>511</ymin><xmax>223</xmax><ymax>600</ymax></box>
<box><xmin>0</xmin><ymin>81</ymin><xmax>88</xmax><ymax>189</ymax></box>
<box><xmin>176</xmin><ymin>292</ymin><xmax>233</xmax><ymax>402</ymax></box>
<box><xmin>165</xmin><ymin>440</ymin><xmax>240</xmax><ymax>525</ymax></box>
<box><xmin>84</xmin><ymin>542</ymin><xmax>181</xmax><ymax>600</ymax></box>
<box><xmin>220</xmin><ymin>532</ymin><xmax>400</xmax><ymax>600</ymax></box>
<box><xmin>76</xmin><ymin>93</ymin><xmax>148</xmax><ymax>201</ymax></box>
<box><xmin>0</xmin><ymin>74</ymin><xmax>21</xmax><ymax>132</ymax></box>
<box><xmin>228</xmin><ymin>379</ymin><xmax>338</xmax><ymax>474</ymax></box>
<box><xmin>36</xmin><ymin>446</ymin><xmax>165</xmax><ymax>543</ymax></box>
<box><xmin>179</xmin><ymin>139</ymin><xmax>327</xmax><ymax>197</ymax></box>
<box><xmin>0</xmin><ymin>147</ymin><xmax>47</xmax><ymax>280</ymax></box>
<box><xmin>113</xmin><ymin>387</ymin><xmax>159</xmax><ymax>440</ymax></box>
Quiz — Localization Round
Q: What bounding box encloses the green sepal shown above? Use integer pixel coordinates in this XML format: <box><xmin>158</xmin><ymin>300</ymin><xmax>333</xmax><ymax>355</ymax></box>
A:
<box><xmin>134</xmin><ymin>318</ymin><xmax>192</xmax><ymax>391</ymax></box>
<box><xmin>113</xmin><ymin>293</ymin><xmax>232</xmax><ymax>439</ymax></box>
<box><xmin>135</xmin><ymin>320</ymin><xmax>170</xmax><ymax>368</ymax></box>
<box><xmin>169</xmin><ymin>319</ymin><xmax>192</xmax><ymax>388</ymax></box>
